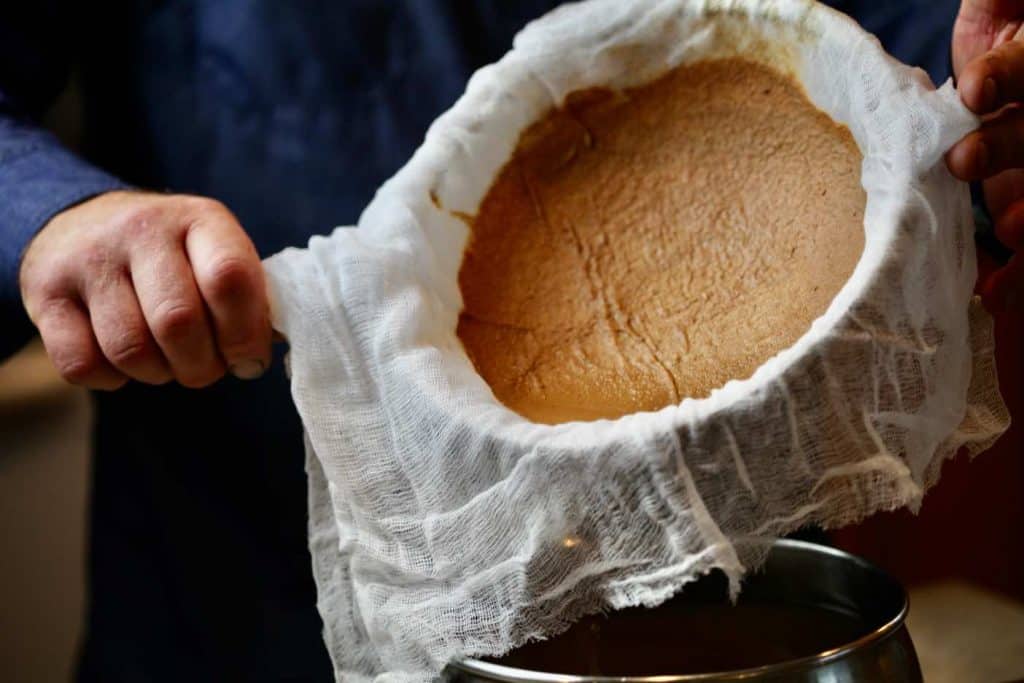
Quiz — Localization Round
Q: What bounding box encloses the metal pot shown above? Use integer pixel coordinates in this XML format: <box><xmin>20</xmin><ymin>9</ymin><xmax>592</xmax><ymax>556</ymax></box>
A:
<box><xmin>445</xmin><ymin>540</ymin><xmax>922</xmax><ymax>682</ymax></box>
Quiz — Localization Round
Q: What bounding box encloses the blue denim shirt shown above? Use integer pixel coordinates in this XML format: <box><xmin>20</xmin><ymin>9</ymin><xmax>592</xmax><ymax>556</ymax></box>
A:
<box><xmin>0</xmin><ymin>2</ymin><xmax>960</xmax><ymax>680</ymax></box>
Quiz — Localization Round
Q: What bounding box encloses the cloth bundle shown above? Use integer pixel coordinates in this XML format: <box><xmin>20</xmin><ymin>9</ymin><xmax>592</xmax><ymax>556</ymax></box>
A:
<box><xmin>264</xmin><ymin>1</ymin><xmax>1011</xmax><ymax>680</ymax></box>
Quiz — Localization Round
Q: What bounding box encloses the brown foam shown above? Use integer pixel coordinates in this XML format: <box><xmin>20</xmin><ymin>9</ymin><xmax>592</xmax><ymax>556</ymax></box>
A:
<box><xmin>457</xmin><ymin>58</ymin><xmax>865</xmax><ymax>424</ymax></box>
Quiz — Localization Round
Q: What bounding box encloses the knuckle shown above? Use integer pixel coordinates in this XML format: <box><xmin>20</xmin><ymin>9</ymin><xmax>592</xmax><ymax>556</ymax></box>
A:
<box><xmin>985</xmin><ymin>44</ymin><xmax>1008</xmax><ymax>64</ymax></box>
<box><xmin>204</xmin><ymin>256</ymin><xmax>257</xmax><ymax>301</ymax></box>
<box><xmin>35</xmin><ymin>275</ymin><xmax>72</xmax><ymax>304</ymax></box>
<box><xmin>81</xmin><ymin>242</ymin><xmax>117</xmax><ymax>275</ymax></box>
<box><xmin>187</xmin><ymin>195</ymin><xmax>228</xmax><ymax>217</ymax></box>
<box><xmin>20</xmin><ymin>255</ymin><xmax>59</xmax><ymax>299</ymax></box>
<box><xmin>105</xmin><ymin>333</ymin><xmax>150</xmax><ymax>367</ymax></box>
<box><xmin>26</xmin><ymin>292</ymin><xmax>68</xmax><ymax>325</ymax></box>
<box><xmin>55</xmin><ymin>354</ymin><xmax>98</xmax><ymax>385</ymax></box>
<box><xmin>151</xmin><ymin>302</ymin><xmax>202</xmax><ymax>342</ymax></box>
<box><xmin>118</xmin><ymin>203</ymin><xmax>170</xmax><ymax>243</ymax></box>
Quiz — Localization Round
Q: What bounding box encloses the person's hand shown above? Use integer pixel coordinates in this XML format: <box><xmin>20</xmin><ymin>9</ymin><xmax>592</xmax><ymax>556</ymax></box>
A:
<box><xmin>18</xmin><ymin>191</ymin><xmax>272</xmax><ymax>390</ymax></box>
<box><xmin>947</xmin><ymin>0</ymin><xmax>1024</xmax><ymax>311</ymax></box>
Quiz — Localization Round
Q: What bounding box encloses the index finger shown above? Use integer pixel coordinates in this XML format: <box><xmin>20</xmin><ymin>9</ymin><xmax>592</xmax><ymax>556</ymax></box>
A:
<box><xmin>184</xmin><ymin>201</ymin><xmax>272</xmax><ymax>380</ymax></box>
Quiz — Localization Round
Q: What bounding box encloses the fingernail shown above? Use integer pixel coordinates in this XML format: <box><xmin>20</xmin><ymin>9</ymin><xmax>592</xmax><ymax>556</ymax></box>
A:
<box><xmin>983</xmin><ymin>77</ymin><xmax>998</xmax><ymax>111</ymax></box>
<box><xmin>230</xmin><ymin>360</ymin><xmax>266</xmax><ymax>380</ymax></box>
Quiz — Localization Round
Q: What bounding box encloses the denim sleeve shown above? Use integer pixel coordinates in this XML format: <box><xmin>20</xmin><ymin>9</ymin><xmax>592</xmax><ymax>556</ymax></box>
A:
<box><xmin>0</xmin><ymin>6</ymin><xmax>130</xmax><ymax>360</ymax></box>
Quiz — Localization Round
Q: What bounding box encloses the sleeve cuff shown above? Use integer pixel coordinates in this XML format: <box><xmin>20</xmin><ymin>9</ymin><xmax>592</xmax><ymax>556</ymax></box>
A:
<box><xmin>0</xmin><ymin>132</ymin><xmax>131</xmax><ymax>359</ymax></box>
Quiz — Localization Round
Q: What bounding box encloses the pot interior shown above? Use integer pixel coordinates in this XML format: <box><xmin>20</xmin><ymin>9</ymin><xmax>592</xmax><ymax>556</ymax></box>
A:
<box><xmin>463</xmin><ymin>540</ymin><xmax>906</xmax><ymax>679</ymax></box>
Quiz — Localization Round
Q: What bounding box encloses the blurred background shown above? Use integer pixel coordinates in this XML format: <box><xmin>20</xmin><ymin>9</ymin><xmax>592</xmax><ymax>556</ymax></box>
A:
<box><xmin>1</xmin><ymin>341</ymin><xmax>90</xmax><ymax>682</ymax></box>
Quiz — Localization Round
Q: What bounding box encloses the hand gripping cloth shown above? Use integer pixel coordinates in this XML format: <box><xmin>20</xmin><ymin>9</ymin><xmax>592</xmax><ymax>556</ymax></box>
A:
<box><xmin>263</xmin><ymin>1</ymin><xmax>1012</xmax><ymax>680</ymax></box>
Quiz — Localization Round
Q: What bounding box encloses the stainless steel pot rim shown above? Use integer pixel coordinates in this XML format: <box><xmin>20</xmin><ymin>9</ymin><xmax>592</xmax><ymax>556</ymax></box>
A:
<box><xmin>449</xmin><ymin>540</ymin><xmax>909</xmax><ymax>682</ymax></box>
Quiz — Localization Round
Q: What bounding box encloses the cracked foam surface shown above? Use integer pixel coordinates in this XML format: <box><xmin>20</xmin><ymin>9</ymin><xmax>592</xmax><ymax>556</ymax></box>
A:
<box><xmin>457</xmin><ymin>58</ymin><xmax>865</xmax><ymax>424</ymax></box>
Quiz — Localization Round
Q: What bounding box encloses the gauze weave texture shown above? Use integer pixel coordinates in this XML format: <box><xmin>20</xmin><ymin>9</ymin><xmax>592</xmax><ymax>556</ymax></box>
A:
<box><xmin>264</xmin><ymin>1</ymin><xmax>1011</xmax><ymax>680</ymax></box>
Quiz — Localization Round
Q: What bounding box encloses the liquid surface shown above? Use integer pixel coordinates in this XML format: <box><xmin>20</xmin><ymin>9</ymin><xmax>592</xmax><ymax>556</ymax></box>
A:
<box><xmin>457</xmin><ymin>58</ymin><xmax>865</xmax><ymax>424</ymax></box>
<box><xmin>490</xmin><ymin>602</ymin><xmax>869</xmax><ymax>676</ymax></box>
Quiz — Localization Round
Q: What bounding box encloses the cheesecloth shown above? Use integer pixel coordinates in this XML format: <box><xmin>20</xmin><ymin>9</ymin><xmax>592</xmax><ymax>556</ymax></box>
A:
<box><xmin>263</xmin><ymin>1</ymin><xmax>1012</xmax><ymax>680</ymax></box>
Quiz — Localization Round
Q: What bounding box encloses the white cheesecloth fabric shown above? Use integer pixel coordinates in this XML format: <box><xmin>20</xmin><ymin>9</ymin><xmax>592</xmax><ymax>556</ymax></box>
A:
<box><xmin>263</xmin><ymin>1</ymin><xmax>1012</xmax><ymax>680</ymax></box>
